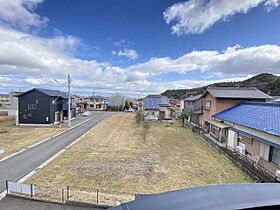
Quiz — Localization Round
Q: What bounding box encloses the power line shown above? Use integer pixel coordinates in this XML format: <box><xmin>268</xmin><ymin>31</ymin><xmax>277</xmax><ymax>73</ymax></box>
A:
<box><xmin>53</xmin><ymin>78</ymin><xmax>68</xmax><ymax>86</ymax></box>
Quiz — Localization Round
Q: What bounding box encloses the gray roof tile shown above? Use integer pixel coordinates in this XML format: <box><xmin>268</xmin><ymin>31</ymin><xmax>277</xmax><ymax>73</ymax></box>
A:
<box><xmin>206</xmin><ymin>87</ymin><xmax>271</xmax><ymax>99</ymax></box>
<box><xmin>184</xmin><ymin>94</ymin><xmax>202</xmax><ymax>101</ymax></box>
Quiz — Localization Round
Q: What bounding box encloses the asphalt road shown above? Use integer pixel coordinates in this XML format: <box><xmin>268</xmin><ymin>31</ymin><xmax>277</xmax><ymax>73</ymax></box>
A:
<box><xmin>0</xmin><ymin>112</ymin><xmax>114</xmax><ymax>194</ymax></box>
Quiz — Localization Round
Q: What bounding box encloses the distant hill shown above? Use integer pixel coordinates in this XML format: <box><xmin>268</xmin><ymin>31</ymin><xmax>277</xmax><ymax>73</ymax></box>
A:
<box><xmin>161</xmin><ymin>73</ymin><xmax>280</xmax><ymax>99</ymax></box>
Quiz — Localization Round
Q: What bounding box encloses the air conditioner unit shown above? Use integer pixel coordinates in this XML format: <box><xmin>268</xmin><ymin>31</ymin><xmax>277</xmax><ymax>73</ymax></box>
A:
<box><xmin>236</xmin><ymin>146</ymin><xmax>245</xmax><ymax>155</ymax></box>
<box><xmin>276</xmin><ymin>170</ymin><xmax>280</xmax><ymax>181</ymax></box>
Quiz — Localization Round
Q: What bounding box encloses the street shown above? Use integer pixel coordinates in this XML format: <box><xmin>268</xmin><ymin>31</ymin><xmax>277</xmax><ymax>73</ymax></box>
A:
<box><xmin>0</xmin><ymin>112</ymin><xmax>114</xmax><ymax>194</ymax></box>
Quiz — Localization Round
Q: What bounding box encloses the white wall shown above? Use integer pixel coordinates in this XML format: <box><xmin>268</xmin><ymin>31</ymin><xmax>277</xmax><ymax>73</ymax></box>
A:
<box><xmin>143</xmin><ymin>110</ymin><xmax>159</xmax><ymax>121</ymax></box>
<box><xmin>159</xmin><ymin>106</ymin><xmax>171</xmax><ymax>119</ymax></box>
<box><xmin>180</xmin><ymin>100</ymin><xmax>184</xmax><ymax>113</ymax></box>
<box><xmin>228</xmin><ymin>129</ymin><xmax>238</xmax><ymax>150</ymax></box>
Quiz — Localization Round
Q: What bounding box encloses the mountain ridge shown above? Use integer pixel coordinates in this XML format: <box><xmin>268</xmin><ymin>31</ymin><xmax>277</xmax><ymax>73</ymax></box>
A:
<box><xmin>161</xmin><ymin>73</ymin><xmax>280</xmax><ymax>99</ymax></box>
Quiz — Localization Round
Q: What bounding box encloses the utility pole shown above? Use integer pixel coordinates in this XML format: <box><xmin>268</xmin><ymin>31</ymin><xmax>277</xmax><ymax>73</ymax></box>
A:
<box><xmin>68</xmin><ymin>74</ymin><xmax>71</xmax><ymax>128</ymax></box>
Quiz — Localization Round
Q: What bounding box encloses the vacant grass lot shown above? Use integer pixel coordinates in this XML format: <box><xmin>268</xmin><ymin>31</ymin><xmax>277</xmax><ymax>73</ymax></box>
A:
<box><xmin>0</xmin><ymin>116</ymin><xmax>66</xmax><ymax>159</ymax></box>
<box><xmin>25</xmin><ymin>113</ymin><xmax>252</xmax><ymax>205</ymax></box>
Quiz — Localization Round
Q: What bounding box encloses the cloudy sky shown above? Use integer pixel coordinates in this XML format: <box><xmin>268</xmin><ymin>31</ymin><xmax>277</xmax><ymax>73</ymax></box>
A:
<box><xmin>0</xmin><ymin>0</ymin><xmax>280</xmax><ymax>97</ymax></box>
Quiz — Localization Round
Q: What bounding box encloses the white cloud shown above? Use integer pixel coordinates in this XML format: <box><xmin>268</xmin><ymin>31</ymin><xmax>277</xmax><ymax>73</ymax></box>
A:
<box><xmin>0</xmin><ymin>0</ymin><xmax>49</xmax><ymax>31</ymax></box>
<box><xmin>117</xmin><ymin>49</ymin><xmax>139</xmax><ymax>60</ymax></box>
<box><xmin>128</xmin><ymin>44</ymin><xmax>280</xmax><ymax>76</ymax></box>
<box><xmin>113</xmin><ymin>39</ymin><xmax>134</xmax><ymax>47</ymax></box>
<box><xmin>0</xmin><ymin>27</ymin><xmax>279</xmax><ymax>96</ymax></box>
<box><xmin>163</xmin><ymin>0</ymin><xmax>280</xmax><ymax>35</ymax></box>
<box><xmin>112</xmin><ymin>50</ymin><xmax>117</xmax><ymax>55</ymax></box>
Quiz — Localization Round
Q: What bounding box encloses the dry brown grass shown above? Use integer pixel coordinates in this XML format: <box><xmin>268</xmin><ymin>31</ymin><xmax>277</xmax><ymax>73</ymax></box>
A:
<box><xmin>0</xmin><ymin>118</ymin><xmax>66</xmax><ymax>159</ymax></box>
<box><xmin>25</xmin><ymin>113</ymin><xmax>252</xmax><ymax>205</ymax></box>
<box><xmin>0</xmin><ymin>116</ymin><xmax>15</xmax><ymax>123</ymax></box>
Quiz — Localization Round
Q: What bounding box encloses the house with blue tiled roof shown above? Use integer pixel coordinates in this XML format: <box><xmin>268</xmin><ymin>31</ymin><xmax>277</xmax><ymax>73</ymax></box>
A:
<box><xmin>213</xmin><ymin>102</ymin><xmax>280</xmax><ymax>174</ymax></box>
<box><xmin>143</xmin><ymin>95</ymin><xmax>171</xmax><ymax>120</ymax></box>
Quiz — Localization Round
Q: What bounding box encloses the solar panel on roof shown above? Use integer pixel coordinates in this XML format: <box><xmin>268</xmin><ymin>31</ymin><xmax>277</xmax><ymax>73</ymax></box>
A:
<box><xmin>143</xmin><ymin>96</ymin><xmax>170</xmax><ymax>110</ymax></box>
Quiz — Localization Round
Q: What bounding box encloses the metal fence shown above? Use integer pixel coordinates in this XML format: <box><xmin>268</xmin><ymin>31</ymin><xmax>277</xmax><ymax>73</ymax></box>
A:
<box><xmin>193</xmin><ymin>127</ymin><xmax>279</xmax><ymax>183</ymax></box>
<box><xmin>6</xmin><ymin>182</ymin><xmax>135</xmax><ymax>207</ymax></box>
<box><xmin>222</xmin><ymin>144</ymin><xmax>277</xmax><ymax>183</ymax></box>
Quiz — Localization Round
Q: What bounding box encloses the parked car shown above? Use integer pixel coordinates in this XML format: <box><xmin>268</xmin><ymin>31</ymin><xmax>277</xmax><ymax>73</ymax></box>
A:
<box><xmin>81</xmin><ymin>111</ymin><xmax>91</xmax><ymax>116</ymax></box>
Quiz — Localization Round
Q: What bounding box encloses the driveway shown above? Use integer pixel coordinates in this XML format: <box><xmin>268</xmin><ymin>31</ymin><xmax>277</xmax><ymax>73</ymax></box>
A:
<box><xmin>0</xmin><ymin>112</ymin><xmax>115</xmax><ymax>194</ymax></box>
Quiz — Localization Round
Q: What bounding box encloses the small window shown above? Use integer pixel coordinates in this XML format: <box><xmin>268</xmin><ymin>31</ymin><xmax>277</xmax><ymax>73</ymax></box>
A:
<box><xmin>205</xmin><ymin>101</ymin><xmax>211</xmax><ymax>110</ymax></box>
<box><xmin>151</xmin><ymin>112</ymin><xmax>154</xmax><ymax>115</ymax></box>
<box><xmin>36</xmin><ymin>99</ymin><xmax>38</xmax><ymax>104</ymax></box>
<box><xmin>23</xmin><ymin>114</ymin><xmax>27</xmax><ymax>119</ymax></box>
<box><xmin>46</xmin><ymin>116</ymin><xmax>49</xmax><ymax>121</ymax></box>
<box><xmin>28</xmin><ymin>104</ymin><xmax>32</xmax><ymax>110</ymax></box>
<box><xmin>269</xmin><ymin>146</ymin><xmax>280</xmax><ymax>166</ymax></box>
<box><xmin>32</xmin><ymin>104</ymin><xmax>36</xmax><ymax>110</ymax></box>
<box><xmin>28</xmin><ymin>113</ymin><xmax>32</xmax><ymax>118</ymax></box>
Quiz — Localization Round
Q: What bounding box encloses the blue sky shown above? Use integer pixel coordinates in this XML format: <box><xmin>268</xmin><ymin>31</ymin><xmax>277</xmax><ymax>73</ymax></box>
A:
<box><xmin>0</xmin><ymin>0</ymin><xmax>280</xmax><ymax>97</ymax></box>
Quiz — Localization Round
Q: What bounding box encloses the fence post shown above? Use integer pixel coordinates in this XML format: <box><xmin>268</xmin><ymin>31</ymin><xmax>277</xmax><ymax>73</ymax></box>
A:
<box><xmin>96</xmin><ymin>189</ymin><xmax>99</xmax><ymax>204</ymax></box>
<box><xmin>62</xmin><ymin>188</ymin><xmax>64</xmax><ymax>203</ymax></box>
<box><xmin>66</xmin><ymin>185</ymin><xmax>69</xmax><ymax>201</ymax></box>
<box><xmin>30</xmin><ymin>184</ymin><xmax>33</xmax><ymax>197</ymax></box>
<box><xmin>6</xmin><ymin>180</ymin><xmax>8</xmax><ymax>193</ymax></box>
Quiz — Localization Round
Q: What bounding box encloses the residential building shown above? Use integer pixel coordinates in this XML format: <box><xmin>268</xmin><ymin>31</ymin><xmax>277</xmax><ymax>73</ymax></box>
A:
<box><xmin>17</xmin><ymin>88</ymin><xmax>75</xmax><ymax>126</ymax></box>
<box><xmin>85</xmin><ymin>95</ymin><xmax>104</xmax><ymax>110</ymax></box>
<box><xmin>201</xmin><ymin>87</ymin><xmax>271</xmax><ymax>130</ymax></box>
<box><xmin>75</xmin><ymin>95</ymin><xmax>105</xmax><ymax>110</ymax></box>
<box><xmin>108</xmin><ymin>95</ymin><xmax>126</xmax><ymax>107</ymax></box>
<box><xmin>143</xmin><ymin>95</ymin><xmax>171</xmax><ymax>120</ymax></box>
<box><xmin>72</xmin><ymin>94</ymin><xmax>85</xmax><ymax>108</ymax></box>
<box><xmin>213</xmin><ymin>102</ymin><xmax>280</xmax><ymax>175</ymax></box>
<box><xmin>183</xmin><ymin>94</ymin><xmax>203</xmax><ymax>126</ymax></box>
<box><xmin>0</xmin><ymin>94</ymin><xmax>9</xmax><ymax>107</ymax></box>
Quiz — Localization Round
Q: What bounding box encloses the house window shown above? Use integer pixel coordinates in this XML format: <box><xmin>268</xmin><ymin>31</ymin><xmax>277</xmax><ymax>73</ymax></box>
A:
<box><xmin>269</xmin><ymin>146</ymin><xmax>280</xmax><ymax>166</ymax></box>
<box><xmin>36</xmin><ymin>99</ymin><xmax>38</xmax><ymax>104</ymax></box>
<box><xmin>238</xmin><ymin>133</ymin><xmax>252</xmax><ymax>144</ymax></box>
<box><xmin>23</xmin><ymin>114</ymin><xmax>27</xmax><ymax>119</ymax></box>
<box><xmin>205</xmin><ymin>101</ymin><xmax>211</xmax><ymax>110</ymax></box>
<box><xmin>28</xmin><ymin>104</ymin><xmax>32</xmax><ymax>110</ymax></box>
<box><xmin>151</xmin><ymin>112</ymin><xmax>154</xmax><ymax>115</ymax></box>
<box><xmin>28</xmin><ymin>113</ymin><xmax>32</xmax><ymax>118</ymax></box>
<box><xmin>32</xmin><ymin>104</ymin><xmax>36</xmax><ymax>110</ymax></box>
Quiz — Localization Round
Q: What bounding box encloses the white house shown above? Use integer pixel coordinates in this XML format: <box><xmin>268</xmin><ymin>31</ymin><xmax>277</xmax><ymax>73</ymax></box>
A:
<box><xmin>143</xmin><ymin>95</ymin><xmax>171</xmax><ymax>121</ymax></box>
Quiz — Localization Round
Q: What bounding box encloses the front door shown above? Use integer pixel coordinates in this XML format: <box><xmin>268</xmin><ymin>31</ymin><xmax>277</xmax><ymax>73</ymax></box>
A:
<box><xmin>159</xmin><ymin>111</ymin><xmax>165</xmax><ymax>119</ymax></box>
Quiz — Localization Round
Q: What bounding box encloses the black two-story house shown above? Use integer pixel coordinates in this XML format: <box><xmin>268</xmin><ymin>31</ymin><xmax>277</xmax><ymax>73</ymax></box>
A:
<box><xmin>17</xmin><ymin>88</ymin><xmax>75</xmax><ymax>125</ymax></box>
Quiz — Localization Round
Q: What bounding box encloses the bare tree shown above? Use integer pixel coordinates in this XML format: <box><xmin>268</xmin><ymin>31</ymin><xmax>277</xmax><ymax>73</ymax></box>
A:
<box><xmin>142</xmin><ymin>120</ymin><xmax>150</xmax><ymax>143</ymax></box>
